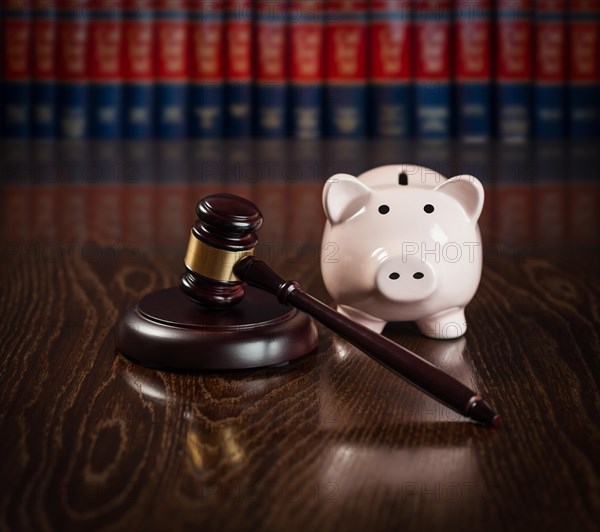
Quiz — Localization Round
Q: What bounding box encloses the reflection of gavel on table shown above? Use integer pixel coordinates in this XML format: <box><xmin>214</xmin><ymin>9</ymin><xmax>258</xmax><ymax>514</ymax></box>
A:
<box><xmin>116</xmin><ymin>194</ymin><xmax>500</xmax><ymax>427</ymax></box>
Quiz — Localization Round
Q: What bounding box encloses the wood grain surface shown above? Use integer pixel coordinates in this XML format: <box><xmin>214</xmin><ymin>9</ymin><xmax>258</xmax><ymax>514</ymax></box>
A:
<box><xmin>0</xmin><ymin>140</ymin><xmax>599</xmax><ymax>532</ymax></box>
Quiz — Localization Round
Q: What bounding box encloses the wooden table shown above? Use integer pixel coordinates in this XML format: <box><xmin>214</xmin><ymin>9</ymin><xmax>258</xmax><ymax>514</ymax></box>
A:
<box><xmin>1</xmin><ymin>140</ymin><xmax>599</xmax><ymax>532</ymax></box>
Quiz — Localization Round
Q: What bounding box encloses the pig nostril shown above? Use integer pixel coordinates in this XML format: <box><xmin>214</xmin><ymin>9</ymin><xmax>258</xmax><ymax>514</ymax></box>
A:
<box><xmin>413</xmin><ymin>272</ymin><xmax>424</xmax><ymax>279</ymax></box>
<box><xmin>389</xmin><ymin>272</ymin><xmax>400</xmax><ymax>280</ymax></box>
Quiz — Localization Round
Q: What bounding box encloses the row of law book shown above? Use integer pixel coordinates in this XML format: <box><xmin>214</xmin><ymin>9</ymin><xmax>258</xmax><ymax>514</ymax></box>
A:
<box><xmin>1</xmin><ymin>1</ymin><xmax>599</xmax><ymax>141</ymax></box>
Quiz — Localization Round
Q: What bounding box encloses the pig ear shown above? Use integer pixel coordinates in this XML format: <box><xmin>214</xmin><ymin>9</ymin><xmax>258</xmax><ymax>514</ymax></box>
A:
<box><xmin>323</xmin><ymin>173</ymin><xmax>371</xmax><ymax>224</ymax></box>
<box><xmin>435</xmin><ymin>175</ymin><xmax>484</xmax><ymax>223</ymax></box>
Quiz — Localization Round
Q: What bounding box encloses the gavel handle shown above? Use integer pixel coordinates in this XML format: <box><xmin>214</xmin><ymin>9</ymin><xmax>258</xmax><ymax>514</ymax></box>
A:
<box><xmin>234</xmin><ymin>256</ymin><xmax>500</xmax><ymax>428</ymax></box>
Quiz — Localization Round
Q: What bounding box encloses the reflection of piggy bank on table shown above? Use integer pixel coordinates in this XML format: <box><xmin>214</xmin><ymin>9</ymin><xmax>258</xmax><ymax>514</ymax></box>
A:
<box><xmin>321</xmin><ymin>165</ymin><xmax>484</xmax><ymax>339</ymax></box>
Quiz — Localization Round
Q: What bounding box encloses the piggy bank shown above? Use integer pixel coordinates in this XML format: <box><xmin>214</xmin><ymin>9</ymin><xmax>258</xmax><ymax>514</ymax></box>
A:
<box><xmin>320</xmin><ymin>164</ymin><xmax>484</xmax><ymax>339</ymax></box>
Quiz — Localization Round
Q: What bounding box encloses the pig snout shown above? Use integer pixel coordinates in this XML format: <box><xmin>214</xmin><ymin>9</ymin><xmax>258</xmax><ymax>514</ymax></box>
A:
<box><xmin>375</xmin><ymin>255</ymin><xmax>438</xmax><ymax>303</ymax></box>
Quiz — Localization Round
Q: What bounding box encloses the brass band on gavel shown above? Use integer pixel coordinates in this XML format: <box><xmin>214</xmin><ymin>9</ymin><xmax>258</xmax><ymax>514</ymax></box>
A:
<box><xmin>184</xmin><ymin>230</ymin><xmax>254</xmax><ymax>283</ymax></box>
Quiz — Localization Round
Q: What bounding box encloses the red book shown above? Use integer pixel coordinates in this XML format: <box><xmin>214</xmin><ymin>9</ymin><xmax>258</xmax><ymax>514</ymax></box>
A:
<box><xmin>189</xmin><ymin>0</ymin><xmax>224</xmax><ymax>137</ymax></box>
<box><xmin>369</xmin><ymin>0</ymin><xmax>412</xmax><ymax>138</ymax></box>
<box><xmin>122</xmin><ymin>0</ymin><xmax>155</xmax><ymax>138</ymax></box>
<box><xmin>154</xmin><ymin>0</ymin><xmax>189</xmax><ymax>138</ymax></box>
<box><xmin>414</xmin><ymin>0</ymin><xmax>452</xmax><ymax>139</ymax></box>
<box><xmin>32</xmin><ymin>0</ymin><xmax>57</xmax><ymax>137</ymax></box>
<box><xmin>255</xmin><ymin>0</ymin><xmax>288</xmax><ymax>137</ymax></box>
<box><xmin>88</xmin><ymin>0</ymin><xmax>123</xmax><ymax>138</ymax></box>
<box><xmin>56</xmin><ymin>0</ymin><xmax>90</xmax><ymax>139</ymax></box>
<box><xmin>496</xmin><ymin>0</ymin><xmax>533</xmax><ymax>142</ymax></box>
<box><xmin>225</xmin><ymin>0</ymin><xmax>253</xmax><ymax>136</ymax></box>
<box><xmin>324</xmin><ymin>0</ymin><xmax>368</xmax><ymax>138</ymax></box>
<box><xmin>568</xmin><ymin>0</ymin><xmax>600</xmax><ymax>138</ymax></box>
<box><xmin>1</xmin><ymin>0</ymin><xmax>32</xmax><ymax>138</ymax></box>
<box><xmin>533</xmin><ymin>0</ymin><xmax>566</xmax><ymax>139</ymax></box>
<box><xmin>455</xmin><ymin>0</ymin><xmax>492</xmax><ymax>142</ymax></box>
<box><xmin>289</xmin><ymin>0</ymin><xmax>324</xmax><ymax>139</ymax></box>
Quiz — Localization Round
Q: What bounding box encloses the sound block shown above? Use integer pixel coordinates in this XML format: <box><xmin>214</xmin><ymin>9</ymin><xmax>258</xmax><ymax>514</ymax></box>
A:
<box><xmin>115</xmin><ymin>286</ymin><xmax>318</xmax><ymax>370</ymax></box>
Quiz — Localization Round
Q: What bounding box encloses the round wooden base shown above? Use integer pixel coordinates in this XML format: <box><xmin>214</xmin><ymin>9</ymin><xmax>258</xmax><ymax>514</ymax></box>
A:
<box><xmin>114</xmin><ymin>287</ymin><xmax>318</xmax><ymax>370</ymax></box>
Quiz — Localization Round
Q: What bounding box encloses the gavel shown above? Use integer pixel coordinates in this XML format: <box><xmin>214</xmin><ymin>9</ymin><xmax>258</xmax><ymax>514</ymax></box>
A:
<box><xmin>116</xmin><ymin>193</ymin><xmax>500</xmax><ymax>427</ymax></box>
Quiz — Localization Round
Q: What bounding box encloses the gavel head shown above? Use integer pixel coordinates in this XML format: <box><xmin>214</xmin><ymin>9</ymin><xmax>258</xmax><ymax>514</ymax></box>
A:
<box><xmin>180</xmin><ymin>194</ymin><xmax>263</xmax><ymax>308</ymax></box>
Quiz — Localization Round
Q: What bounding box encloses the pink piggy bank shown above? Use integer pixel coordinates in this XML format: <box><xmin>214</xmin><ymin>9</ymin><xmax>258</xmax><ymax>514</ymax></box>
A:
<box><xmin>321</xmin><ymin>164</ymin><xmax>485</xmax><ymax>339</ymax></box>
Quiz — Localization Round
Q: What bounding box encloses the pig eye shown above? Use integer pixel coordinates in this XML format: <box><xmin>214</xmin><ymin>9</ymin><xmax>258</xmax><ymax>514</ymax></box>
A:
<box><xmin>423</xmin><ymin>204</ymin><xmax>434</xmax><ymax>214</ymax></box>
<box><xmin>378</xmin><ymin>205</ymin><xmax>390</xmax><ymax>215</ymax></box>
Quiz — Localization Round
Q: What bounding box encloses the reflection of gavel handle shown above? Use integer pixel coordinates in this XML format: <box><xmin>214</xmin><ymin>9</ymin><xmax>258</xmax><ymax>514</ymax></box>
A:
<box><xmin>234</xmin><ymin>256</ymin><xmax>500</xmax><ymax>428</ymax></box>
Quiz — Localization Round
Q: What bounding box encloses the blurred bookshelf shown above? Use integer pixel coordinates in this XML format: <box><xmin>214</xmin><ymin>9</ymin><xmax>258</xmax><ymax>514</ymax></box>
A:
<box><xmin>1</xmin><ymin>1</ymin><xmax>598</xmax><ymax>142</ymax></box>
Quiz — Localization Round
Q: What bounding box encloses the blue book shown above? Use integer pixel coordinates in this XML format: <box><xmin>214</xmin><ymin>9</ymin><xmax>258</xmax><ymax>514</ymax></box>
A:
<box><xmin>189</xmin><ymin>1</ymin><xmax>224</xmax><ymax>138</ymax></box>
<box><xmin>414</xmin><ymin>0</ymin><xmax>452</xmax><ymax>140</ymax></box>
<box><xmin>56</xmin><ymin>3</ymin><xmax>89</xmax><ymax>139</ymax></box>
<box><xmin>534</xmin><ymin>0</ymin><xmax>566</xmax><ymax>139</ymax></box>
<box><xmin>154</xmin><ymin>1</ymin><xmax>188</xmax><ymax>139</ymax></box>
<box><xmin>568</xmin><ymin>1</ymin><xmax>600</xmax><ymax>139</ymax></box>
<box><xmin>122</xmin><ymin>1</ymin><xmax>154</xmax><ymax>139</ymax></box>
<box><xmin>2</xmin><ymin>1</ymin><xmax>31</xmax><ymax>138</ymax></box>
<box><xmin>89</xmin><ymin>1</ymin><xmax>122</xmax><ymax>138</ymax></box>
<box><xmin>495</xmin><ymin>0</ymin><xmax>532</xmax><ymax>142</ymax></box>
<box><xmin>325</xmin><ymin>0</ymin><xmax>368</xmax><ymax>138</ymax></box>
<box><xmin>225</xmin><ymin>0</ymin><xmax>253</xmax><ymax>137</ymax></box>
<box><xmin>455</xmin><ymin>0</ymin><xmax>492</xmax><ymax>142</ymax></box>
<box><xmin>255</xmin><ymin>0</ymin><xmax>288</xmax><ymax>137</ymax></box>
<box><xmin>369</xmin><ymin>0</ymin><xmax>413</xmax><ymax>138</ymax></box>
<box><xmin>31</xmin><ymin>1</ymin><xmax>57</xmax><ymax>138</ymax></box>
<box><xmin>289</xmin><ymin>1</ymin><xmax>323</xmax><ymax>139</ymax></box>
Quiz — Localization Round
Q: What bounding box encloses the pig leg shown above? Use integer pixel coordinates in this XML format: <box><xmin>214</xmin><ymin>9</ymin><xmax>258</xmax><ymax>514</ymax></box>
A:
<box><xmin>416</xmin><ymin>307</ymin><xmax>467</xmax><ymax>339</ymax></box>
<box><xmin>337</xmin><ymin>305</ymin><xmax>387</xmax><ymax>334</ymax></box>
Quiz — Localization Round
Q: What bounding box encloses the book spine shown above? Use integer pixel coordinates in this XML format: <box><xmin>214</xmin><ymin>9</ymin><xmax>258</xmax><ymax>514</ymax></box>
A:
<box><xmin>2</xmin><ymin>0</ymin><xmax>32</xmax><ymax>138</ymax></box>
<box><xmin>289</xmin><ymin>0</ymin><xmax>323</xmax><ymax>139</ymax></box>
<box><xmin>89</xmin><ymin>0</ymin><xmax>123</xmax><ymax>138</ymax></box>
<box><xmin>568</xmin><ymin>0</ymin><xmax>600</xmax><ymax>139</ymax></box>
<box><xmin>325</xmin><ymin>0</ymin><xmax>367</xmax><ymax>138</ymax></box>
<box><xmin>189</xmin><ymin>0</ymin><xmax>224</xmax><ymax>138</ymax></box>
<box><xmin>56</xmin><ymin>0</ymin><xmax>90</xmax><ymax>139</ymax></box>
<box><xmin>225</xmin><ymin>0</ymin><xmax>253</xmax><ymax>137</ymax></box>
<box><xmin>369</xmin><ymin>0</ymin><xmax>412</xmax><ymax>138</ymax></box>
<box><xmin>534</xmin><ymin>0</ymin><xmax>566</xmax><ymax>139</ymax></box>
<box><xmin>122</xmin><ymin>0</ymin><xmax>154</xmax><ymax>139</ymax></box>
<box><xmin>154</xmin><ymin>0</ymin><xmax>188</xmax><ymax>139</ymax></box>
<box><xmin>496</xmin><ymin>0</ymin><xmax>533</xmax><ymax>142</ymax></box>
<box><xmin>255</xmin><ymin>0</ymin><xmax>288</xmax><ymax>137</ymax></box>
<box><xmin>32</xmin><ymin>0</ymin><xmax>56</xmax><ymax>138</ymax></box>
<box><xmin>414</xmin><ymin>0</ymin><xmax>452</xmax><ymax>140</ymax></box>
<box><xmin>455</xmin><ymin>0</ymin><xmax>492</xmax><ymax>142</ymax></box>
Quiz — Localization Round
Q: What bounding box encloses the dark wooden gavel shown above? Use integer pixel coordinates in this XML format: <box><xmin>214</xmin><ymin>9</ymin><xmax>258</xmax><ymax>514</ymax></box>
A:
<box><xmin>174</xmin><ymin>194</ymin><xmax>500</xmax><ymax>428</ymax></box>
